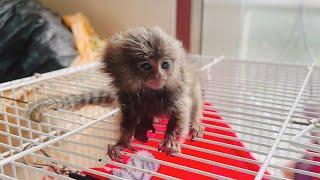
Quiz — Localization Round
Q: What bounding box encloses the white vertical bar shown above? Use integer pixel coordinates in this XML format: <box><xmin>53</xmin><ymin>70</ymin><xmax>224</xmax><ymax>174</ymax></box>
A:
<box><xmin>23</xmin><ymin>165</ymin><xmax>29</xmax><ymax>180</ymax></box>
<box><xmin>11</xmin><ymin>89</ymin><xmax>24</xmax><ymax>146</ymax></box>
<box><xmin>25</xmin><ymin>166</ymin><xmax>30</xmax><ymax>180</ymax></box>
<box><xmin>240</xmin><ymin>11</ymin><xmax>251</xmax><ymax>59</ymax></box>
<box><xmin>10</xmin><ymin>164</ymin><xmax>17</xmax><ymax>179</ymax></box>
<box><xmin>207</xmin><ymin>68</ymin><xmax>212</xmax><ymax>80</ymax></box>
<box><xmin>0</xmin><ymin>157</ymin><xmax>4</xmax><ymax>175</ymax></box>
<box><xmin>0</xmin><ymin>91</ymin><xmax>13</xmax><ymax>155</ymax></box>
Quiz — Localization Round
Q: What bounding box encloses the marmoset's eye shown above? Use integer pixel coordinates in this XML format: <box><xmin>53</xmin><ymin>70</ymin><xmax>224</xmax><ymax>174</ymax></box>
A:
<box><xmin>161</xmin><ymin>60</ymin><xmax>172</xmax><ymax>69</ymax></box>
<box><xmin>138</xmin><ymin>61</ymin><xmax>152</xmax><ymax>71</ymax></box>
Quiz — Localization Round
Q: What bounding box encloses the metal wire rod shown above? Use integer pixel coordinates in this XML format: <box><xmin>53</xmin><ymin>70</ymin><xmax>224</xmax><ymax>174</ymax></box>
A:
<box><xmin>0</xmin><ymin>63</ymin><xmax>101</xmax><ymax>92</ymax></box>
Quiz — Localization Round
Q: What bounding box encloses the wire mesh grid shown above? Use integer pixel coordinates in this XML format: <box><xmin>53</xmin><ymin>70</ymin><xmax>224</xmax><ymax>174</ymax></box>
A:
<box><xmin>207</xmin><ymin>60</ymin><xmax>320</xmax><ymax>179</ymax></box>
<box><xmin>0</xmin><ymin>56</ymin><xmax>319</xmax><ymax>180</ymax></box>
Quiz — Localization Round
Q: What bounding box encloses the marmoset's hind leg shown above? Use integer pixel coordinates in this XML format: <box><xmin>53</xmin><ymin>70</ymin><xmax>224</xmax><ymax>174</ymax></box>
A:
<box><xmin>189</xmin><ymin>82</ymin><xmax>204</xmax><ymax>139</ymax></box>
<box><xmin>189</xmin><ymin>99</ymin><xmax>204</xmax><ymax>139</ymax></box>
<box><xmin>134</xmin><ymin>115</ymin><xmax>155</xmax><ymax>143</ymax></box>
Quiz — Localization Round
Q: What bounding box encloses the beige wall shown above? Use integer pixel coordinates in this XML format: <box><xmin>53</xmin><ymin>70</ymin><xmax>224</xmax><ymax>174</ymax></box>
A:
<box><xmin>39</xmin><ymin>0</ymin><xmax>177</xmax><ymax>38</ymax></box>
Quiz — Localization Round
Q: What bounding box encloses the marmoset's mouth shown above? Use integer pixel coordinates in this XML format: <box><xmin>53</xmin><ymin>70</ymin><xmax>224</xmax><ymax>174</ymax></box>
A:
<box><xmin>145</xmin><ymin>81</ymin><xmax>164</xmax><ymax>89</ymax></box>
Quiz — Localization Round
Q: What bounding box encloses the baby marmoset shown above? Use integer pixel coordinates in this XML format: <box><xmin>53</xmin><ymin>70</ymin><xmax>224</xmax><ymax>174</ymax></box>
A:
<box><xmin>28</xmin><ymin>27</ymin><xmax>203</xmax><ymax>162</ymax></box>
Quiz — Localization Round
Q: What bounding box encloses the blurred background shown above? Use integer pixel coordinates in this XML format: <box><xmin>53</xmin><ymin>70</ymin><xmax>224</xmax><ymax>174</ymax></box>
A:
<box><xmin>1</xmin><ymin>1</ymin><xmax>320</xmax><ymax>179</ymax></box>
<box><xmin>200</xmin><ymin>0</ymin><xmax>320</xmax><ymax>64</ymax></box>
<box><xmin>0</xmin><ymin>0</ymin><xmax>319</xmax><ymax>82</ymax></box>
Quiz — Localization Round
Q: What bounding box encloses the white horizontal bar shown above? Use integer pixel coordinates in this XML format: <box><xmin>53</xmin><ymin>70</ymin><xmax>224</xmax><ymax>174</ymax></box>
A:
<box><xmin>199</xmin><ymin>56</ymin><xmax>224</xmax><ymax>71</ymax></box>
<box><xmin>0</xmin><ymin>63</ymin><xmax>100</xmax><ymax>92</ymax></box>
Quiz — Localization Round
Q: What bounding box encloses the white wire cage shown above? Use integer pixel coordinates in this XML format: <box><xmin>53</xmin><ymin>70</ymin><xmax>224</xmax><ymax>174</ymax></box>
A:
<box><xmin>0</xmin><ymin>56</ymin><xmax>319</xmax><ymax>180</ymax></box>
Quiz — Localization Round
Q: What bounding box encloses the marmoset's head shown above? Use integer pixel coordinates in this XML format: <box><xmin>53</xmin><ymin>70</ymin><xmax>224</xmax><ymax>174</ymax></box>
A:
<box><xmin>103</xmin><ymin>27</ymin><xmax>185</xmax><ymax>91</ymax></box>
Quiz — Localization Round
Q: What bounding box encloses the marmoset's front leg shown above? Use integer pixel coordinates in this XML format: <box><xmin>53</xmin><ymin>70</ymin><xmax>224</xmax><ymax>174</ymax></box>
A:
<box><xmin>158</xmin><ymin>97</ymin><xmax>191</xmax><ymax>155</ymax></box>
<box><xmin>107</xmin><ymin>106</ymin><xmax>136</xmax><ymax>162</ymax></box>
